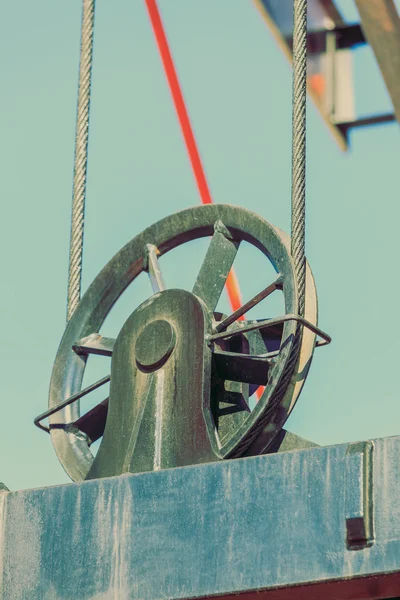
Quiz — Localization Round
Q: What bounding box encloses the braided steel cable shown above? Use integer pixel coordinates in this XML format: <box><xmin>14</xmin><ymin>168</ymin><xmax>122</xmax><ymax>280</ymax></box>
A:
<box><xmin>67</xmin><ymin>0</ymin><xmax>95</xmax><ymax>322</ymax></box>
<box><xmin>231</xmin><ymin>0</ymin><xmax>309</xmax><ymax>457</ymax></box>
<box><xmin>284</xmin><ymin>0</ymin><xmax>309</xmax><ymax>410</ymax></box>
<box><xmin>291</xmin><ymin>0</ymin><xmax>308</xmax><ymax>318</ymax></box>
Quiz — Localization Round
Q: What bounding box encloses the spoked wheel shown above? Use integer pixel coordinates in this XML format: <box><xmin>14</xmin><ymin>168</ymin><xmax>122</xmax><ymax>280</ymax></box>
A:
<box><xmin>45</xmin><ymin>204</ymin><xmax>321</xmax><ymax>482</ymax></box>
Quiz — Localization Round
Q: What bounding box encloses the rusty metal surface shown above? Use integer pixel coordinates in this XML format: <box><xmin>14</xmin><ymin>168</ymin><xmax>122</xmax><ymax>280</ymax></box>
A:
<box><xmin>2</xmin><ymin>437</ymin><xmax>400</xmax><ymax>599</ymax></box>
<box><xmin>355</xmin><ymin>0</ymin><xmax>400</xmax><ymax>124</ymax></box>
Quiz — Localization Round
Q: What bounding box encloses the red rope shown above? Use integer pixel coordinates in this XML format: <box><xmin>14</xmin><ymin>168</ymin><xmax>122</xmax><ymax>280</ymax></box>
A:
<box><xmin>144</xmin><ymin>0</ymin><xmax>213</xmax><ymax>205</ymax></box>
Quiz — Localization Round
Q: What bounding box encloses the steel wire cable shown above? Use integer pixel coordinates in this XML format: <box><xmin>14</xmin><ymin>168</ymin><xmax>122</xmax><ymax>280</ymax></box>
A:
<box><xmin>67</xmin><ymin>0</ymin><xmax>95</xmax><ymax>322</ymax></box>
<box><xmin>231</xmin><ymin>0</ymin><xmax>309</xmax><ymax>456</ymax></box>
<box><xmin>291</xmin><ymin>0</ymin><xmax>308</xmax><ymax>318</ymax></box>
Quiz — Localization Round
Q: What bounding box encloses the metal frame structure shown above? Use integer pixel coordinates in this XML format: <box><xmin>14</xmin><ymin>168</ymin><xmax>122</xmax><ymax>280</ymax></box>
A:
<box><xmin>254</xmin><ymin>0</ymin><xmax>398</xmax><ymax>150</ymax></box>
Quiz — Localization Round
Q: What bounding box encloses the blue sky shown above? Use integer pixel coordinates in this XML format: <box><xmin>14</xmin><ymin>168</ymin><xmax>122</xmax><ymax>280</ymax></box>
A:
<box><xmin>1</xmin><ymin>0</ymin><xmax>399</xmax><ymax>491</ymax></box>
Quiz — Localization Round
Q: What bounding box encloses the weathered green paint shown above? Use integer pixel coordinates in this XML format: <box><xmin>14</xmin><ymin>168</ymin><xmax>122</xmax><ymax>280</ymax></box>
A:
<box><xmin>2</xmin><ymin>437</ymin><xmax>400</xmax><ymax>599</ymax></box>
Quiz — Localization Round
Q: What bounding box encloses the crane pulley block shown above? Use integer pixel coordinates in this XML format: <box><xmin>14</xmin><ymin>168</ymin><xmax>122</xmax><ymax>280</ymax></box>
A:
<box><xmin>35</xmin><ymin>204</ymin><xmax>329</xmax><ymax>481</ymax></box>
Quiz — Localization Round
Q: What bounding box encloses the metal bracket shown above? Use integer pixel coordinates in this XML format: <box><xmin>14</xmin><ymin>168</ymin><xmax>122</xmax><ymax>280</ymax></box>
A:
<box><xmin>72</xmin><ymin>333</ymin><xmax>114</xmax><ymax>357</ymax></box>
<box><xmin>34</xmin><ymin>375</ymin><xmax>110</xmax><ymax>433</ymax></box>
<box><xmin>345</xmin><ymin>441</ymin><xmax>374</xmax><ymax>550</ymax></box>
<box><xmin>209</xmin><ymin>314</ymin><xmax>332</xmax><ymax>348</ymax></box>
<box><xmin>287</xmin><ymin>23</ymin><xmax>366</xmax><ymax>55</ymax></box>
<box><xmin>335</xmin><ymin>112</ymin><xmax>396</xmax><ymax>142</ymax></box>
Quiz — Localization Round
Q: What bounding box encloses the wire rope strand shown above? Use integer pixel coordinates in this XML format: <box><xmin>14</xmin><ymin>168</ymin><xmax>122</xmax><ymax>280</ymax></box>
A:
<box><xmin>291</xmin><ymin>0</ymin><xmax>308</xmax><ymax>317</ymax></box>
<box><xmin>67</xmin><ymin>0</ymin><xmax>96</xmax><ymax>322</ymax></box>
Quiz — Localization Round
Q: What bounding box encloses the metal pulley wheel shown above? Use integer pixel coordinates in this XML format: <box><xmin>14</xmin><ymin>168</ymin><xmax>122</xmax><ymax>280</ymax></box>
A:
<box><xmin>43</xmin><ymin>204</ymin><xmax>325</xmax><ymax>482</ymax></box>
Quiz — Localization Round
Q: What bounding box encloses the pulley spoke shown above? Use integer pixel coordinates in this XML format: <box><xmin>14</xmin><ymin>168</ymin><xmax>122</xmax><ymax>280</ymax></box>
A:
<box><xmin>73</xmin><ymin>334</ymin><xmax>115</xmax><ymax>357</ymax></box>
<box><xmin>144</xmin><ymin>243</ymin><xmax>166</xmax><ymax>294</ymax></box>
<box><xmin>215</xmin><ymin>276</ymin><xmax>283</xmax><ymax>332</ymax></box>
<box><xmin>213</xmin><ymin>350</ymin><xmax>270</xmax><ymax>385</ymax></box>
<box><xmin>192</xmin><ymin>221</ymin><xmax>239</xmax><ymax>312</ymax></box>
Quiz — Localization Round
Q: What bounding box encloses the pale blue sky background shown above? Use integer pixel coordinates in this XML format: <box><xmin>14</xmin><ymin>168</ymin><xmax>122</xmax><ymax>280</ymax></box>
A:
<box><xmin>1</xmin><ymin>1</ymin><xmax>399</xmax><ymax>491</ymax></box>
